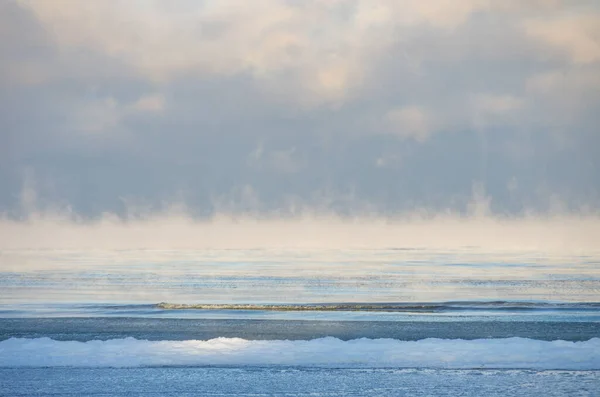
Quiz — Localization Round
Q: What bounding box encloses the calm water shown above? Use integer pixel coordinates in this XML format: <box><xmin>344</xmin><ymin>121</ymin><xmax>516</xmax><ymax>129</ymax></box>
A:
<box><xmin>2</xmin><ymin>248</ymin><xmax>599</xmax><ymax>304</ymax></box>
<box><xmin>1</xmin><ymin>248</ymin><xmax>599</xmax><ymax>396</ymax></box>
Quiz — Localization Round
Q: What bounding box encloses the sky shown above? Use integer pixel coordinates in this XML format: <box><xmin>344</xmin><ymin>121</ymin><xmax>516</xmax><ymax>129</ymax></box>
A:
<box><xmin>1</xmin><ymin>0</ymin><xmax>600</xmax><ymax>220</ymax></box>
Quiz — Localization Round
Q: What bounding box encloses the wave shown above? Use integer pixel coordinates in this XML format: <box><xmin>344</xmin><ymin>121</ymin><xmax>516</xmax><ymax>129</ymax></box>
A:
<box><xmin>1</xmin><ymin>337</ymin><xmax>598</xmax><ymax>369</ymax></box>
<box><xmin>156</xmin><ymin>301</ymin><xmax>600</xmax><ymax>312</ymax></box>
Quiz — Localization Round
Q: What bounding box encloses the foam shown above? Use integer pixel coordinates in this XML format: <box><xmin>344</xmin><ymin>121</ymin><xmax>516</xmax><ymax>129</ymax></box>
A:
<box><xmin>1</xmin><ymin>337</ymin><xmax>598</xmax><ymax>369</ymax></box>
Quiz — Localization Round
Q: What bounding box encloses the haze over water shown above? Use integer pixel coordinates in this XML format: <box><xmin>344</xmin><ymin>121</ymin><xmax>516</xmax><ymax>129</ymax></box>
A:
<box><xmin>2</xmin><ymin>246</ymin><xmax>599</xmax><ymax>307</ymax></box>
<box><xmin>3</xmin><ymin>0</ymin><xmax>600</xmax><ymax>394</ymax></box>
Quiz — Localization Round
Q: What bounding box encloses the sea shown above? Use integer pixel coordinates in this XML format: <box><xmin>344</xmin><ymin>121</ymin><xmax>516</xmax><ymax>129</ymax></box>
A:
<box><xmin>0</xmin><ymin>248</ymin><xmax>599</xmax><ymax>396</ymax></box>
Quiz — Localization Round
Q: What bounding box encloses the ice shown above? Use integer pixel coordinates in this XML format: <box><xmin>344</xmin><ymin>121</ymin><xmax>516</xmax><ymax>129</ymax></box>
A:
<box><xmin>1</xmin><ymin>336</ymin><xmax>598</xmax><ymax>369</ymax></box>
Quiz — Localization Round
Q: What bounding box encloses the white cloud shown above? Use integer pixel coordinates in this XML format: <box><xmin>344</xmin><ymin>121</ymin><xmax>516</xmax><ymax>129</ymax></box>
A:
<box><xmin>527</xmin><ymin>69</ymin><xmax>600</xmax><ymax>94</ymax></box>
<box><xmin>375</xmin><ymin>153</ymin><xmax>402</xmax><ymax>168</ymax></box>
<box><xmin>468</xmin><ymin>94</ymin><xmax>525</xmax><ymax>129</ymax></box>
<box><xmin>18</xmin><ymin>0</ymin><xmax>553</xmax><ymax>105</ymax></box>
<box><xmin>524</xmin><ymin>14</ymin><xmax>600</xmax><ymax>64</ymax></box>
<box><xmin>248</xmin><ymin>145</ymin><xmax>303</xmax><ymax>174</ymax></box>
<box><xmin>74</xmin><ymin>97</ymin><xmax>120</xmax><ymax>135</ymax></box>
<box><xmin>407</xmin><ymin>0</ymin><xmax>486</xmax><ymax>29</ymax></box>
<box><xmin>130</xmin><ymin>94</ymin><xmax>166</xmax><ymax>113</ymax></box>
<box><xmin>68</xmin><ymin>94</ymin><xmax>166</xmax><ymax>137</ymax></box>
<box><xmin>18</xmin><ymin>0</ymin><xmax>367</xmax><ymax>103</ymax></box>
<box><xmin>473</xmin><ymin>94</ymin><xmax>524</xmax><ymax>115</ymax></box>
<box><xmin>384</xmin><ymin>95</ymin><xmax>524</xmax><ymax>141</ymax></box>
<box><xmin>2</xmin><ymin>0</ymin><xmax>599</xmax><ymax>216</ymax></box>
<box><xmin>385</xmin><ymin>106</ymin><xmax>432</xmax><ymax>141</ymax></box>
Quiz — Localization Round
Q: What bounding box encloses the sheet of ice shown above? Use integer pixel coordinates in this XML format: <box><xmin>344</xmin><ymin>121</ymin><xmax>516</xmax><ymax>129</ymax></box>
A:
<box><xmin>1</xmin><ymin>337</ymin><xmax>598</xmax><ymax>369</ymax></box>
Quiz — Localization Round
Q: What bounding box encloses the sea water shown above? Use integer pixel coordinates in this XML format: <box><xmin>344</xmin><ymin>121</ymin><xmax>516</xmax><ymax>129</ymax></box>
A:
<box><xmin>1</xmin><ymin>248</ymin><xmax>599</xmax><ymax>396</ymax></box>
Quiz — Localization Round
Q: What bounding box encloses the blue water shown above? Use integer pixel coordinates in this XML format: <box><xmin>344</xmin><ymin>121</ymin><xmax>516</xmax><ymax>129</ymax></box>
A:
<box><xmin>1</xmin><ymin>248</ymin><xmax>599</xmax><ymax>396</ymax></box>
<box><xmin>2</xmin><ymin>368</ymin><xmax>598</xmax><ymax>397</ymax></box>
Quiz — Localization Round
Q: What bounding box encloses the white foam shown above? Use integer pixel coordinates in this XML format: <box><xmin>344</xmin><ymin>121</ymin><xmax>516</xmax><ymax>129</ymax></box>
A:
<box><xmin>1</xmin><ymin>337</ymin><xmax>599</xmax><ymax>369</ymax></box>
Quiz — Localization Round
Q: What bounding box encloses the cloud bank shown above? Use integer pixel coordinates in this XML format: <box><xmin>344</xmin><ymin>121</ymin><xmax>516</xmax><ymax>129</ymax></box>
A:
<box><xmin>1</xmin><ymin>0</ymin><xmax>599</xmax><ymax>221</ymax></box>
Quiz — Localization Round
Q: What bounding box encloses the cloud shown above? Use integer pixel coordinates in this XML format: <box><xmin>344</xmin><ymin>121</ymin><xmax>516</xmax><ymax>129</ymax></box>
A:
<box><xmin>248</xmin><ymin>145</ymin><xmax>304</xmax><ymax>174</ymax></box>
<box><xmin>130</xmin><ymin>94</ymin><xmax>166</xmax><ymax>113</ymax></box>
<box><xmin>17</xmin><ymin>0</ymin><xmax>367</xmax><ymax>103</ymax></box>
<box><xmin>527</xmin><ymin>68</ymin><xmax>600</xmax><ymax>95</ymax></box>
<box><xmin>524</xmin><ymin>14</ymin><xmax>600</xmax><ymax>64</ymax></box>
<box><xmin>1</xmin><ymin>0</ymin><xmax>599</xmax><ymax>217</ymax></box>
<box><xmin>385</xmin><ymin>106</ymin><xmax>432</xmax><ymax>141</ymax></box>
<box><xmin>473</xmin><ymin>94</ymin><xmax>524</xmax><ymax>115</ymax></box>
<box><xmin>73</xmin><ymin>97</ymin><xmax>120</xmax><ymax>135</ymax></box>
<box><xmin>383</xmin><ymin>95</ymin><xmax>524</xmax><ymax>141</ymax></box>
<box><xmin>18</xmin><ymin>0</ymin><xmax>560</xmax><ymax>104</ymax></box>
<box><xmin>469</xmin><ymin>94</ymin><xmax>525</xmax><ymax>129</ymax></box>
